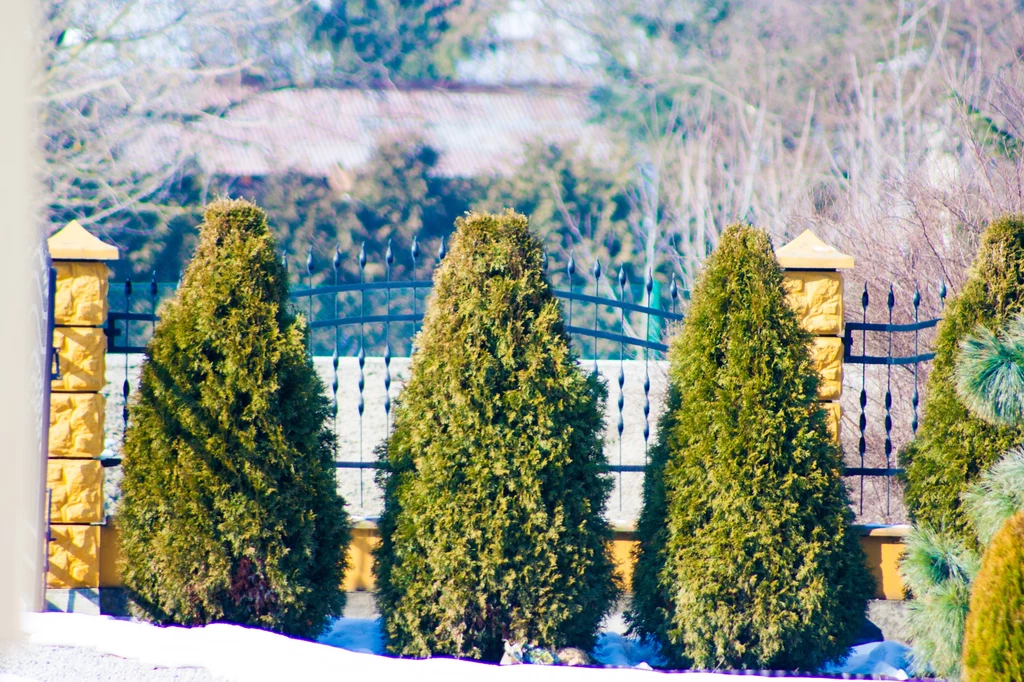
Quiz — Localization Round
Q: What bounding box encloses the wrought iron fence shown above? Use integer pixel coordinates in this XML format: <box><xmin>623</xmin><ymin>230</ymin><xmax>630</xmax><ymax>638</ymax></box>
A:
<box><xmin>842</xmin><ymin>280</ymin><xmax>944</xmax><ymax>519</ymax></box>
<box><xmin>103</xmin><ymin>238</ymin><xmax>688</xmax><ymax>517</ymax></box>
<box><xmin>102</xmin><ymin>238</ymin><xmax>945</xmax><ymax>521</ymax></box>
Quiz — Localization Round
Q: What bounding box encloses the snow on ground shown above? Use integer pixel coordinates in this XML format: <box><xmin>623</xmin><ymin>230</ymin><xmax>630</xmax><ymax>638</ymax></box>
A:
<box><xmin>13</xmin><ymin>612</ymin><xmax>914</xmax><ymax>682</ymax></box>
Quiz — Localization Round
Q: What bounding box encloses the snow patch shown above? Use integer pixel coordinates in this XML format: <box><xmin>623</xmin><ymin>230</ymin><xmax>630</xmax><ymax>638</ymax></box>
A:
<box><xmin>19</xmin><ymin>612</ymin><xmax>913</xmax><ymax>681</ymax></box>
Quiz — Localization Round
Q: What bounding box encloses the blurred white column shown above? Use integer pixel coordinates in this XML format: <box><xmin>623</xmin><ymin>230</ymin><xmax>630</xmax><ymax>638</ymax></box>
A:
<box><xmin>0</xmin><ymin>0</ymin><xmax>44</xmax><ymax>644</ymax></box>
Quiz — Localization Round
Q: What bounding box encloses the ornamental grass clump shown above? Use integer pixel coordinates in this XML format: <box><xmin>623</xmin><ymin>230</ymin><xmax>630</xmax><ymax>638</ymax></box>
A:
<box><xmin>373</xmin><ymin>210</ymin><xmax>619</xmax><ymax>662</ymax></box>
<box><xmin>902</xmin><ymin>215</ymin><xmax>1024</xmax><ymax>544</ymax></box>
<box><xmin>117</xmin><ymin>198</ymin><xmax>351</xmax><ymax>639</ymax></box>
<box><xmin>962</xmin><ymin>512</ymin><xmax>1024</xmax><ymax>682</ymax></box>
<box><xmin>628</xmin><ymin>223</ymin><xmax>873</xmax><ymax>671</ymax></box>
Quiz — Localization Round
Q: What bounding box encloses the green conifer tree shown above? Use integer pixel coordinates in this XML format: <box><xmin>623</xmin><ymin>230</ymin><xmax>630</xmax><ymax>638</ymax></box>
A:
<box><xmin>117</xmin><ymin>198</ymin><xmax>351</xmax><ymax>638</ymax></box>
<box><xmin>628</xmin><ymin>224</ymin><xmax>873</xmax><ymax>670</ymax></box>
<box><xmin>902</xmin><ymin>215</ymin><xmax>1024</xmax><ymax>544</ymax></box>
<box><xmin>373</xmin><ymin>210</ymin><xmax>619</xmax><ymax>661</ymax></box>
<box><xmin>962</xmin><ymin>512</ymin><xmax>1024</xmax><ymax>682</ymax></box>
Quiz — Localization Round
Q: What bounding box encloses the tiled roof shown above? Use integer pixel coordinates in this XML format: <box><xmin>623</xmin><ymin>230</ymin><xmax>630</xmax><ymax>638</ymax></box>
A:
<box><xmin>133</xmin><ymin>86</ymin><xmax>608</xmax><ymax>178</ymax></box>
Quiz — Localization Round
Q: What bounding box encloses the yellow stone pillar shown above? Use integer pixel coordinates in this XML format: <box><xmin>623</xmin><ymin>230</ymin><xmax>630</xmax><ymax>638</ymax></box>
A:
<box><xmin>46</xmin><ymin>221</ymin><xmax>118</xmax><ymax>601</ymax></box>
<box><xmin>777</xmin><ymin>230</ymin><xmax>854</xmax><ymax>443</ymax></box>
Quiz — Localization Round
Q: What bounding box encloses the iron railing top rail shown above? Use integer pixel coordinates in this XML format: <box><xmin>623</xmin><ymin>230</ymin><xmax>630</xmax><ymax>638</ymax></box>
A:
<box><xmin>106</xmin><ymin>283</ymin><xmax>686</xmax><ymax>355</ymax></box>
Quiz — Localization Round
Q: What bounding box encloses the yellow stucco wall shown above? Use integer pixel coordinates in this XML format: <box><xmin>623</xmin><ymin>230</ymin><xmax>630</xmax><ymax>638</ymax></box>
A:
<box><xmin>99</xmin><ymin>522</ymin><xmax>121</xmax><ymax>588</ymax></box>
<box><xmin>343</xmin><ymin>525</ymin><xmax>380</xmax><ymax>592</ymax></box>
<box><xmin>809</xmin><ymin>336</ymin><xmax>844</xmax><ymax>401</ymax></box>
<box><xmin>49</xmin><ymin>392</ymin><xmax>106</xmax><ymax>458</ymax></box>
<box><xmin>47</xmin><ymin>524</ymin><xmax>100</xmax><ymax>589</ymax></box>
<box><xmin>53</xmin><ymin>261</ymin><xmax>109</xmax><ymax>326</ymax></box>
<box><xmin>47</xmin><ymin>459</ymin><xmax>104</xmax><ymax>524</ymax></box>
<box><xmin>51</xmin><ymin>327</ymin><xmax>106</xmax><ymax>392</ymax></box>
<box><xmin>782</xmin><ymin>271</ymin><xmax>844</xmax><ymax>336</ymax></box>
<box><xmin>97</xmin><ymin>522</ymin><xmax>908</xmax><ymax>600</ymax></box>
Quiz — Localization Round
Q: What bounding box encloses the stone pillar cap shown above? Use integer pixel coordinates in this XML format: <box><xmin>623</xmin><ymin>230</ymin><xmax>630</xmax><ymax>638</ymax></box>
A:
<box><xmin>48</xmin><ymin>220</ymin><xmax>119</xmax><ymax>261</ymax></box>
<box><xmin>777</xmin><ymin>229</ymin><xmax>853</xmax><ymax>270</ymax></box>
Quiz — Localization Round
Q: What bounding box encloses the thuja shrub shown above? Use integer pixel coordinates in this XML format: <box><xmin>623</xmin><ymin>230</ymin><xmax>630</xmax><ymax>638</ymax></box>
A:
<box><xmin>962</xmin><ymin>512</ymin><xmax>1024</xmax><ymax>682</ymax></box>
<box><xmin>118</xmin><ymin>198</ymin><xmax>351</xmax><ymax>638</ymax></box>
<box><xmin>373</xmin><ymin>210</ymin><xmax>619</xmax><ymax>661</ymax></box>
<box><xmin>903</xmin><ymin>215</ymin><xmax>1024</xmax><ymax>544</ymax></box>
<box><xmin>628</xmin><ymin>224</ymin><xmax>873</xmax><ymax>670</ymax></box>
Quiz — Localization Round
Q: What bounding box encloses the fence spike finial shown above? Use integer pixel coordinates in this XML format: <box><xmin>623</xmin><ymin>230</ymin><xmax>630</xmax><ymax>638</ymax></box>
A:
<box><xmin>333</xmin><ymin>245</ymin><xmax>341</xmax><ymax>273</ymax></box>
<box><xmin>645</xmin><ymin>266</ymin><xmax>653</xmax><ymax>296</ymax></box>
<box><xmin>438</xmin><ymin>237</ymin><xmax>446</xmax><ymax>262</ymax></box>
<box><xmin>386</xmin><ymin>239</ymin><xmax>394</xmax><ymax>266</ymax></box>
<box><xmin>306</xmin><ymin>245</ymin><xmax>315</xmax><ymax>276</ymax></box>
<box><xmin>358</xmin><ymin>242</ymin><xmax>366</xmax><ymax>271</ymax></box>
<box><xmin>411</xmin><ymin>235</ymin><xmax>420</xmax><ymax>261</ymax></box>
<box><xmin>567</xmin><ymin>252</ymin><xmax>576</xmax><ymax>278</ymax></box>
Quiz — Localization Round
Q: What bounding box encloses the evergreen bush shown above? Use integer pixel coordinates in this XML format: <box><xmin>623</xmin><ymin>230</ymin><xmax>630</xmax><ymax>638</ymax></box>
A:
<box><xmin>902</xmin><ymin>215</ymin><xmax>1024</xmax><ymax>543</ymax></box>
<box><xmin>627</xmin><ymin>224</ymin><xmax>873</xmax><ymax>670</ymax></box>
<box><xmin>900</xmin><ymin>526</ymin><xmax>980</xmax><ymax>680</ymax></box>
<box><xmin>373</xmin><ymin>210</ymin><xmax>619</xmax><ymax>661</ymax></box>
<box><xmin>962</xmin><ymin>512</ymin><xmax>1024</xmax><ymax>682</ymax></box>
<box><xmin>117</xmin><ymin>198</ymin><xmax>351</xmax><ymax>638</ymax></box>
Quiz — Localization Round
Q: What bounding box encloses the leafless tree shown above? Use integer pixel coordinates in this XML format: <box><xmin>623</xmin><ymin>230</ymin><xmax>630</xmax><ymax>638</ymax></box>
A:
<box><xmin>38</xmin><ymin>0</ymin><xmax>308</xmax><ymax>235</ymax></box>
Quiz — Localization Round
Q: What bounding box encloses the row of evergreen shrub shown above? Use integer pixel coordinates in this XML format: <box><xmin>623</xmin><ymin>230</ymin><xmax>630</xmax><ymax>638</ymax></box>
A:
<box><xmin>118</xmin><ymin>199</ymin><xmax>913</xmax><ymax>669</ymax></box>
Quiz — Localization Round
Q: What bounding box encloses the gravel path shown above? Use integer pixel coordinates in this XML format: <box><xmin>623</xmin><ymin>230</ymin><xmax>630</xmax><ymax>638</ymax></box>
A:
<box><xmin>0</xmin><ymin>643</ymin><xmax>224</xmax><ymax>682</ymax></box>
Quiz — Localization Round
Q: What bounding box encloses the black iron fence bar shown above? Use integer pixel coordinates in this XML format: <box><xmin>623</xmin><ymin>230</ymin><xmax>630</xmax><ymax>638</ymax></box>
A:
<box><xmin>564</xmin><ymin>325</ymin><xmax>668</xmax><ymax>353</ymax></box>
<box><xmin>128</xmin><ymin>280</ymin><xmax>689</xmax><ymax>325</ymax></box>
<box><xmin>107</xmin><ymin>306</ymin><xmax>676</xmax><ymax>352</ymax></box>
<box><xmin>844</xmin><ymin>467</ymin><xmax>904</xmax><ymax>477</ymax></box>
<box><xmin>843</xmin><ymin>352</ymin><xmax>937</xmax><ymax>366</ymax></box>
<box><xmin>101</xmin><ymin>457</ymin><xmax>907</xmax><ymax>476</ymax></box>
<box><xmin>109</xmin><ymin>312</ymin><xmax>162</xmax><ymax>322</ymax></box>
<box><xmin>557</xmin><ymin>290</ymin><xmax>685</xmax><ymax>321</ymax></box>
<box><xmin>308</xmin><ymin>313</ymin><xmax>423</xmax><ymax>329</ymax></box>
<box><xmin>846</xmin><ymin>319</ymin><xmax>939</xmax><ymax>333</ymax></box>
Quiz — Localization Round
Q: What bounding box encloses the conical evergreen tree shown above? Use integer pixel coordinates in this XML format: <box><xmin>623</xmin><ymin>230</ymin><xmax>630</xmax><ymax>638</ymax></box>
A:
<box><xmin>117</xmin><ymin>198</ymin><xmax>351</xmax><ymax>638</ymax></box>
<box><xmin>373</xmin><ymin>210</ymin><xmax>619</xmax><ymax>661</ymax></box>
<box><xmin>628</xmin><ymin>224</ymin><xmax>873</xmax><ymax>670</ymax></box>
<box><xmin>903</xmin><ymin>215</ymin><xmax>1024</xmax><ymax>544</ymax></box>
<box><xmin>962</xmin><ymin>511</ymin><xmax>1024</xmax><ymax>682</ymax></box>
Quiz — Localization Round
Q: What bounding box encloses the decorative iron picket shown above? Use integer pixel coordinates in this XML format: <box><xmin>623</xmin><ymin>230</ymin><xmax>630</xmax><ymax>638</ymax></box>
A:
<box><xmin>102</xmin><ymin>238</ymin><xmax>686</xmax><ymax>516</ymax></box>
<box><xmin>102</xmin><ymin>239</ymin><xmax>944</xmax><ymax>521</ymax></box>
<box><xmin>842</xmin><ymin>281</ymin><xmax>944</xmax><ymax>517</ymax></box>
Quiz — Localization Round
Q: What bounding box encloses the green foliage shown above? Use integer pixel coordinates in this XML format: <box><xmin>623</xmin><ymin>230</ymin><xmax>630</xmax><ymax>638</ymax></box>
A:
<box><xmin>305</xmin><ymin>0</ymin><xmax>481</xmax><ymax>84</ymax></box>
<box><xmin>902</xmin><ymin>214</ymin><xmax>1024</xmax><ymax>545</ymax></box>
<box><xmin>901</xmin><ymin>448</ymin><xmax>1024</xmax><ymax>679</ymax></box>
<box><xmin>963</xmin><ymin>448</ymin><xmax>1024</xmax><ymax>548</ymax></box>
<box><xmin>117</xmin><ymin>198</ymin><xmax>351</xmax><ymax>639</ymax></box>
<box><xmin>901</xmin><ymin>526</ymin><xmax>980</xmax><ymax>681</ymax></box>
<box><xmin>627</xmin><ymin>224</ymin><xmax>873</xmax><ymax>670</ymax></box>
<box><xmin>110</xmin><ymin>139</ymin><xmax>483</xmax><ymax>283</ymax></box>
<box><xmin>955</xmin><ymin>315</ymin><xmax>1024</xmax><ymax>426</ymax></box>
<box><xmin>373</xmin><ymin>210</ymin><xmax>620</xmax><ymax>661</ymax></box>
<box><xmin>962</xmin><ymin>512</ymin><xmax>1024</xmax><ymax>682</ymax></box>
<box><xmin>478</xmin><ymin>143</ymin><xmax>634</xmax><ymax>262</ymax></box>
